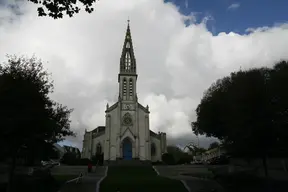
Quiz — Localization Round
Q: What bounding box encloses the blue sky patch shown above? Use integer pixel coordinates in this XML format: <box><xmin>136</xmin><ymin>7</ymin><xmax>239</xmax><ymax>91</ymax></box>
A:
<box><xmin>166</xmin><ymin>0</ymin><xmax>288</xmax><ymax>34</ymax></box>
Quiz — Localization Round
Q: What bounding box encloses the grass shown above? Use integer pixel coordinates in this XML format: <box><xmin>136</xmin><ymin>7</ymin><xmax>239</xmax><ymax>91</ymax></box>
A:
<box><xmin>215</xmin><ymin>172</ymin><xmax>288</xmax><ymax>192</ymax></box>
<box><xmin>100</xmin><ymin>166</ymin><xmax>188</xmax><ymax>192</ymax></box>
<box><xmin>0</xmin><ymin>174</ymin><xmax>79</xmax><ymax>192</ymax></box>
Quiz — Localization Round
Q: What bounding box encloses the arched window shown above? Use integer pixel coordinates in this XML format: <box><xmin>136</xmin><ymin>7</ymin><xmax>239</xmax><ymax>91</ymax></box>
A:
<box><xmin>129</xmin><ymin>78</ymin><xmax>133</xmax><ymax>97</ymax></box>
<box><xmin>151</xmin><ymin>143</ymin><xmax>156</xmax><ymax>156</ymax></box>
<box><xmin>126</xmin><ymin>42</ymin><xmax>130</xmax><ymax>48</ymax></box>
<box><xmin>96</xmin><ymin>143</ymin><xmax>102</xmax><ymax>154</ymax></box>
<box><xmin>123</xmin><ymin>78</ymin><xmax>127</xmax><ymax>96</ymax></box>
<box><xmin>125</xmin><ymin>52</ymin><xmax>131</xmax><ymax>70</ymax></box>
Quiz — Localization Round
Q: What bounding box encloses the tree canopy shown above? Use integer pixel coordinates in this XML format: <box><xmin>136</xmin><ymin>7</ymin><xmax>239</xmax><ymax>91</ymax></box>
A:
<box><xmin>27</xmin><ymin>0</ymin><xmax>97</xmax><ymax>19</ymax></box>
<box><xmin>184</xmin><ymin>142</ymin><xmax>206</xmax><ymax>156</ymax></box>
<box><xmin>165</xmin><ymin>145</ymin><xmax>193</xmax><ymax>164</ymax></box>
<box><xmin>192</xmin><ymin>60</ymin><xmax>288</xmax><ymax>159</ymax></box>
<box><xmin>0</xmin><ymin>55</ymin><xmax>75</xmax><ymax>192</ymax></box>
<box><xmin>208</xmin><ymin>141</ymin><xmax>220</xmax><ymax>150</ymax></box>
<box><xmin>0</xmin><ymin>55</ymin><xmax>75</xmax><ymax>160</ymax></box>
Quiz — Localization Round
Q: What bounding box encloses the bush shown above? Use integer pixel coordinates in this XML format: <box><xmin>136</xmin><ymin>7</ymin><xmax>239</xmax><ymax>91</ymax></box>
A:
<box><xmin>61</xmin><ymin>152</ymin><xmax>77</xmax><ymax>165</ymax></box>
<box><xmin>76</xmin><ymin>158</ymin><xmax>92</xmax><ymax>165</ymax></box>
<box><xmin>177</xmin><ymin>154</ymin><xmax>193</xmax><ymax>164</ymax></box>
<box><xmin>161</xmin><ymin>153</ymin><xmax>175</xmax><ymax>165</ymax></box>
<box><xmin>92</xmin><ymin>153</ymin><xmax>104</xmax><ymax>165</ymax></box>
<box><xmin>151</xmin><ymin>161</ymin><xmax>163</xmax><ymax>165</ymax></box>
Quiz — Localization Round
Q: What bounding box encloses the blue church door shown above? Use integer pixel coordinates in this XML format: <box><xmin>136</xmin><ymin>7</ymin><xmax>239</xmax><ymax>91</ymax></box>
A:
<box><xmin>122</xmin><ymin>138</ymin><xmax>132</xmax><ymax>160</ymax></box>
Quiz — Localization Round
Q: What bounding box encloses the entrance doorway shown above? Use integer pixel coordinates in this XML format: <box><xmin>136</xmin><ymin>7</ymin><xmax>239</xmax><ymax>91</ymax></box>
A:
<box><xmin>122</xmin><ymin>137</ymin><xmax>132</xmax><ymax>160</ymax></box>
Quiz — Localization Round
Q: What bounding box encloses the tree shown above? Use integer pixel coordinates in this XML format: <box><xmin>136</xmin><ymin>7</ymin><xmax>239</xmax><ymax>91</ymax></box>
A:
<box><xmin>184</xmin><ymin>142</ymin><xmax>206</xmax><ymax>156</ymax></box>
<box><xmin>166</xmin><ymin>145</ymin><xmax>196</xmax><ymax>164</ymax></box>
<box><xmin>62</xmin><ymin>152</ymin><xmax>77</xmax><ymax>165</ymax></box>
<box><xmin>192</xmin><ymin>61</ymin><xmax>288</xmax><ymax>176</ymax></box>
<box><xmin>161</xmin><ymin>153</ymin><xmax>175</xmax><ymax>165</ymax></box>
<box><xmin>21</xmin><ymin>140</ymin><xmax>60</xmax><ymax>165</ymax></box>
<box><xmin>166</xmin><ymin>145</ymin><xmax>184</xmax><ymax>163</ymax></box>
<box><xmin>0</xmin><ymin>55</ymin><xmax>75</xmax><ymax>192</ymax></box>
<box><xmin>92</xmin><ymin>153</ymin><xmax>104</xmax><ymax>165</ymax></box>
<box><xmin>27</xmin><ymin>0</ymin><xmax>98</xmax><ymax>19</ymax></box>
<box><xmin>208</xmin><ymin>142</ymin><xmax>220</xmax><ymax>150</ymax></box>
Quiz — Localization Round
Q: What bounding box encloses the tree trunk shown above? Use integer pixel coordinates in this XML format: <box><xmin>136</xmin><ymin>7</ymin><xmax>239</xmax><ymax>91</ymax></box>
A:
<box><xmin>282</xmin><ymin>159</ymin><xmax>287</xmax><ymax>172</ymax></box>
<box><xmin>262</xmin><ymin>156</ymin><xmax>268</xmax><ymax>177</ymax></box>
<box><xmin>6</xmin><ymin>153</ymin><xmax>17</xmax><ymax>192</ymax></box>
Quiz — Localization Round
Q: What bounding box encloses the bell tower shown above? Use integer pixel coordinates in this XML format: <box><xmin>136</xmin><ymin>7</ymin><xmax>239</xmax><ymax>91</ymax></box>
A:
<box><xmin>118</xmin><ymin>20</ymin><xmax>138</xmax><ymax>101</ymax></box>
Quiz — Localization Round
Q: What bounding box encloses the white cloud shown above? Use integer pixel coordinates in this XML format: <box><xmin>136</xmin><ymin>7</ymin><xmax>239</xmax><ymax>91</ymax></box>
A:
<box><xmin>0</xmin><ymin>0</ymin><xmax>288</xmax><ymax>149</ymax></box>
<box><xmin>227</xmin><ymin>3</ymin><xmax>240</xmax><ymax>10</ymax></box>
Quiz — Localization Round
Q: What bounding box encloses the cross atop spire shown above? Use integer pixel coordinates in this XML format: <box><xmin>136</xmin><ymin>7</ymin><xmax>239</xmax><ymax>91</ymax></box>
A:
<box><xmin>119</xmin><ymin>19</ymin><xmax>136</xmax><ymax>74</ymax></box>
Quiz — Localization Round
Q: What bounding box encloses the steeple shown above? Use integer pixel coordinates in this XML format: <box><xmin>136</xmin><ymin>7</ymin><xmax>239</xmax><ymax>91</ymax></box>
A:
<box><xmin>118</xmin><ymin>20</ymin><xmax>138</xmax><ymax>101</ymax></box>
<box><xmin>119</xmin><ymin>20</ymin><xmax>136</xmax><ymax>74</ymax></box>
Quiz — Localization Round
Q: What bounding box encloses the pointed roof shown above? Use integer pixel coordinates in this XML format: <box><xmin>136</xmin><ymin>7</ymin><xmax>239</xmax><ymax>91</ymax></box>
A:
<box><xmin>119</xmin><ymin>20</ymin><xmax>136</xmax><ymax>74</ymax></box>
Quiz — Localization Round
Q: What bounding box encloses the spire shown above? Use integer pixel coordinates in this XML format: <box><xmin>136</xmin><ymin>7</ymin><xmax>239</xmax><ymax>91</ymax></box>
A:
<box><xmin>120</xmin><ymin>19</ymin><xmax>136</xmax><ymax>74</ymax></box>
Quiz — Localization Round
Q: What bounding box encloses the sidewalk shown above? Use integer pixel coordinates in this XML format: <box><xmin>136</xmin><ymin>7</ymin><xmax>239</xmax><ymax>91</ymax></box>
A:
<box><xmin>184</xmin><ymin>179</ymin><xmax>224</xmax><ymax>192</ymax></box>
<box><xmin>59</xmin><ymin>166</ymin><xmax>107</xmax><ymax>192</ymax></box>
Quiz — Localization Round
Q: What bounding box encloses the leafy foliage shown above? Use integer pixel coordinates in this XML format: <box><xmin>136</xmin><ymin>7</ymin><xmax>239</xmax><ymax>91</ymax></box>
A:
<box><xmin>184</xmin><ymin>142</ymin><xmax>206</xmax><ymax>156</ymax></box>
<box><xmin>61</xmin><ymin>152</ymin><xmax>77</xmax><ymax>165</ymax></box>
<box><xmin>0</xmin><ymin>55</ymin><xmax>75</xmax><ymax>191</ymax></box>
<box><xmin>165</xmin><ymin>145</ymin><xmax>195</xmax><ymax>164</ymax></box>
<box><xmin>208</xmin><ymin>141</ymin><xmax>220</xmax><ymax>150</ymax></box>
<box><xmin>161</xmin><ymin>153</ymin><xmax>175</xmax><ymax>165</ymax></box>
<box><xmin>92</xmin><ymin>153</ymin><xmax>104</xmax><ymax>165</ymax></box>
<box><xmin>177</xmin><ymin>153</ymin><xmax>193</xmax><ymax>164</ymax></box>
<box><xmin>0</xmin><ymin>55</ymin><xmax>74</xmax><ymax>154</ymax></box>
<box><xmin>166</xmin><ymin>145</ymin><xmax>184</xmax><ymax>163</ymax></box>
<box><xmin>192</xmin><ymin>61</ymin><xmax>288</xmax><ymax>159</ymax></box>
<box><xmin>27</xmin><ymin>0</ymin><xmax>98</xmax><ymax>19</ymax></box>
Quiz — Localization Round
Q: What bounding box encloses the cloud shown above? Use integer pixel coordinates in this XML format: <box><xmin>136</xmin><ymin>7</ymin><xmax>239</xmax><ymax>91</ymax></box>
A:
<box><xmin>227</xmin><ymin>3</ymin><xmax>240</xmax><ymax>10</ymax></box>
<box><xmin>184</xmin><ymin>0</ymin><xmax>189</xmax><ymax>9</ymax></box>
<box><xmin>0</xmin><ymin>0</ymin><xmax>288</xmax><ymax>150</ymax></box>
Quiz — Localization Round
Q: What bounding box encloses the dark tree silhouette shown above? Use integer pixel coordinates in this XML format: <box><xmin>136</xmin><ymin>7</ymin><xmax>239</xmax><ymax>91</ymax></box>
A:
<box><xmin>184</xmin><ymin>142</ymin><xmax>206</xmax><ymax>156</ymax></box>
<box><xmin>27</xmin><ymin>0</ymin><xmax>98</xmax><ymax>19</ymax></box>
<box><xmin>161</xmin><ymin>153</ymin><xmax>175</xmax><ymax>165</ymax></box>
<box><xmin>0</xmin><ymin>55</ymin><xmax>75</xmax><ymax>192</ymax></box>
<box><xmin>192</xmin><ymin>60</ymin><xmax>288</xmax><ymax>177</ymax></box>
<box><xmin>208</xmin><ymin>141</ymin><xmax>220</xmax><ymax>150</ymax></box>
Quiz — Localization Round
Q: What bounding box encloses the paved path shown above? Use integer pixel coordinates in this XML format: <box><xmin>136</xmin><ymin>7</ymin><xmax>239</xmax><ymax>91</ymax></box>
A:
<box><xmin>154</xmin><ymin>166</ymin><xmax>224</xmax><ymax>192</ymax></box>
<box><xmin>184</xmin><ymin>179</ymin><xmax>224</xmax><ymax>192</ymax></box>
<box><xmin>51</xmin><ymin>165</ymin><xmax>87</xmax><ymax>175</ymax></box>
<box><xmin>59</xmin><ymin>166</ymin><xmax>107</xmax><ymax>192</ymax></box>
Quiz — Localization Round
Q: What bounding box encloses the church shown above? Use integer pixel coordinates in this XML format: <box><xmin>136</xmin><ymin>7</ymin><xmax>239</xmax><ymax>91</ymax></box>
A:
<box><xmin>81</xmin><ymin>21</ymin><xmax>167</xmax><ymax>163</ymax></box>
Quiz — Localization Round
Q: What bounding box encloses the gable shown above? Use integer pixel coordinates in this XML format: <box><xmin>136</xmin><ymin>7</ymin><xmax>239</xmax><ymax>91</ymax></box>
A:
<box><xmin>105</xmin><ymin>102</ymin><xmax>118</xmax><ymax>113</ymax></box>
<box><xmin>121</xmin><ymin>127</ymin><xmax>135</xmax><ymax>142</ymax></box>
<box><xmin>137</xmin><ymin>102</ymin><xmax>150</xmax><ymax>114</ymax></box>
<box><xmin>150</xmin><ymin>130</ymin><xmax>161</xmax><ymax>140</ymax></box>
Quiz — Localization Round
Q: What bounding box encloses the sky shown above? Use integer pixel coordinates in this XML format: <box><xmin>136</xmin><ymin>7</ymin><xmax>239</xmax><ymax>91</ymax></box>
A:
<box><xmin>0</xmin><ymin>0</ymin><xmax>288</xmax><ymax>150</ymax></box>
<box><xmin>166</xmin><ymin>0</ymin><xmax>288</xmax><ymax>34</ymax></box>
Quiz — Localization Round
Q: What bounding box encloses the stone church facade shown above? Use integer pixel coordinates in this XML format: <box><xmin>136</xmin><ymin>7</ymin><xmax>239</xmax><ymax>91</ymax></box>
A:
<box><xmin>81</xmin><ymin>22</ymin><xmax>167</xmax><ymax>163</ymax></box>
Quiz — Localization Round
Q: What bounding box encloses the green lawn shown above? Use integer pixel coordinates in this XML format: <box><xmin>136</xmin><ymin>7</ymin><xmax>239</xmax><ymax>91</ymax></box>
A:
<box><xmin>0</xmin><ymin>174</ymin><xmax>79</xmax><ymax>192</ymax></box>
<box><xmin>215</xmin><ymin>173</ymin><xmax>288</xmax><ymax>192</ymax></box>
<box><xmin>100</xmin><ymin>166</ymin><xmax>188</xmax><ymax>192</ymax></box>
